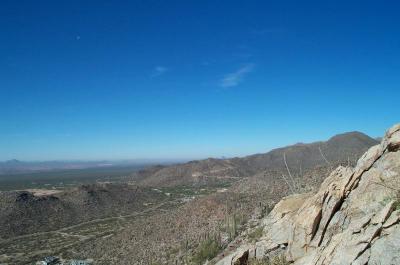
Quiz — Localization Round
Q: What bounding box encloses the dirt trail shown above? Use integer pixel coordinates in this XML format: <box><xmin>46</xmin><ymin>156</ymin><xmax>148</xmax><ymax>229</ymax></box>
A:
<box><xmin>0</xmin><ymin>198</ymin><xmax>177</xmax><ymax>245</ymax></box>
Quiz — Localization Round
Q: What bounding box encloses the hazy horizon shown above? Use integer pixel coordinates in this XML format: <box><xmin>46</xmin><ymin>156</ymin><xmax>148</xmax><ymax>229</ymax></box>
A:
<box><xmin>0</xmin><ymin>128</ymin><xmax>383</xmax><ymax>162</ymax></box>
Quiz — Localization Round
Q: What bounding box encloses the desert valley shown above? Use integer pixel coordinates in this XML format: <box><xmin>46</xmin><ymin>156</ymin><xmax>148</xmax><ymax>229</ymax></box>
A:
<box><xmin>3</xmin><ymin>126</ymin><xmax>399</xmax><ymax>265</ymax></box>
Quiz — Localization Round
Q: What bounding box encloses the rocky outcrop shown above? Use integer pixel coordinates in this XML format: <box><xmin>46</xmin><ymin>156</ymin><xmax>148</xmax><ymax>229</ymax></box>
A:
<box><xmin>216</xmin><ymin>124</ymin><xmax>400</xmax><ymax>265</ymax></box>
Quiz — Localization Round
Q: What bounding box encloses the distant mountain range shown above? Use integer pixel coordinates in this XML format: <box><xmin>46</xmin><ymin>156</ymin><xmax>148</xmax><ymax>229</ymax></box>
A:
<box><xmin>136</xmin><ymin>131</ymin><xmax>379</xmax><ymax>186</ymax></box>
<box><xmin>1</xmin><ymin>131</ymin><xmax>378</xmax><ymax>184</ymax></box>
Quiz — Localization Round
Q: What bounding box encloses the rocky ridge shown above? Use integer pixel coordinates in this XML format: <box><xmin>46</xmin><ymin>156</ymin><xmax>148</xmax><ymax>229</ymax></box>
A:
<box><xmin>215</xmin><ymin>124</ymin><xmax>400</xmax><ymax>265</ymax></box>
<box><xmin>0</xmin><ymin>183</ymin><xmax>167</xmax><ymax>239</ymax></box>
<box><xmin>136</xmin><ymin>132</ymin><xmax>377</xmax><ymax>187</ymax></box>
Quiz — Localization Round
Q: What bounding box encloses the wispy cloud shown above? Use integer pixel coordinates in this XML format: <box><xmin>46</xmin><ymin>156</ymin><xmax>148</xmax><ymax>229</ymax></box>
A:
<box><xmin>220</xmin><ymin>63</ymin><xmax>254</xmax><ymax>88</ymax></box>
<box><xmin>151</xmin><ymin>66</ymin><xmax>168</xmax><ymax>77</ymax></box>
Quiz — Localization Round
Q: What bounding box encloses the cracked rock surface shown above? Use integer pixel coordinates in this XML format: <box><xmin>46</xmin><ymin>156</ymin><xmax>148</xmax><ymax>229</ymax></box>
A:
<box><xmin>216</xmin><ymin>124</ymin><xmax>400</xmax><ymax>265</ymax></box>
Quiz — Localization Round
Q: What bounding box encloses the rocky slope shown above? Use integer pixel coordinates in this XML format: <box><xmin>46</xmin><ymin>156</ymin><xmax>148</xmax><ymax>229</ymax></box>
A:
<box><xmin>137</xmin><ymin>158</ymin><xmax>250</xmax><ymax>187</ymax></box>
<box><xmin>0</xmin><ymin>129</ymin><xmax>381</xmax><ymax>264</ymax></box>
<box><xmin>0</xmin><ymin>183</ymin><xmax>167</xmax><ymax>239</ymax></box>
<box><xmin>68</xmin><ymin>131</ymin><xmax>378</xmax><ymax>265</ymax></box>
<box><xmin>215</xmin><ymin>124</ymin><xmax>400</xmax><ymax>265</ymax></box>
<box><xmin>136</xmin><ymin>132</ymin><xmax>378</xmax><ymax>187</ymax></box>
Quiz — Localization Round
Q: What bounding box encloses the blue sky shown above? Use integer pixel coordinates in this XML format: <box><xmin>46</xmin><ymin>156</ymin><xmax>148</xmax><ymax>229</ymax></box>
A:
<box><xmin>1</xmin><ymin>1</ymin><xmax>400</xmax><ymax>161</ymax></box>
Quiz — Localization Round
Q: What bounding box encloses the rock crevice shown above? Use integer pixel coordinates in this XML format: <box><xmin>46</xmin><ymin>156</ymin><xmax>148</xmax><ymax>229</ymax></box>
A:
<box><xmin>216</xmin><ymin>123</ymin><xmax>400</xmax><ymax>265</ymax></box>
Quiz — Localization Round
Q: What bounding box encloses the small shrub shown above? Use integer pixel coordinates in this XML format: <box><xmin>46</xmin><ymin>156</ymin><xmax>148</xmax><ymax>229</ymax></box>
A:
<box><xmin>375</xmin><ymin>176</ymin><xmax>400</xmax><ymax>211</ymax></box>
<box><xmin>393</xmin><ymin>199</ymin><xmax>400</xmax><ymax>211</ymax></box>
<box><xmin>191</xmin><ymin>238</ymin><xmax>221</xmax><ymax>265</ymax></box>
<box><xmin>247</xmin><ymin>226</ymin><xmax>264</xmax><ymax>242</ymax></box>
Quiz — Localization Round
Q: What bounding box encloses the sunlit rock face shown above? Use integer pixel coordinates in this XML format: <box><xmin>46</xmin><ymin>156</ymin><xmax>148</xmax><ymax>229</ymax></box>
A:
<box><xmin>216</xmin><ymin>123</ymin><xmax>400</xmax><ymax>265</ymax></box>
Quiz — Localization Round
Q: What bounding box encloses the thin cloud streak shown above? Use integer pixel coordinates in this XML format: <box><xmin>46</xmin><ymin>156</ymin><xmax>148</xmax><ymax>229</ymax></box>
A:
<box><xmin>151</xmin><ymin>66</ymin><xmax>168</xmax><ymax>77</ymax></box>
<box><xmin>220</xmin><ymin>63</ymin><xmax>254</xmax><ymax>88</ymax></box>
